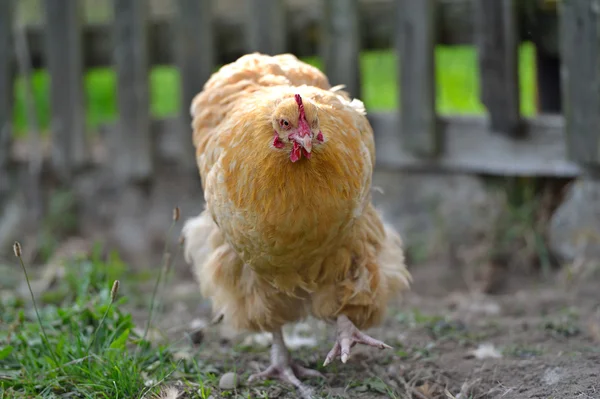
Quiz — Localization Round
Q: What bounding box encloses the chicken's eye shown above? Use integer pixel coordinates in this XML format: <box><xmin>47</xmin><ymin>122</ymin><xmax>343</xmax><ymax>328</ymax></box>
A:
<box><xmin>279</xmin><ymin>119</ymin><xmax>291</xmax><ymax>129</ymax></box>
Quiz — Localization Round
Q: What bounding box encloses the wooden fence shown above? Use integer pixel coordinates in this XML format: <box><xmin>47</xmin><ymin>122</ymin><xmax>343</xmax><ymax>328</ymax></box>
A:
<box><xmin>0</xmin><ymin>0</ymin><xmax>599</xmax><ymax>192</ymax></box>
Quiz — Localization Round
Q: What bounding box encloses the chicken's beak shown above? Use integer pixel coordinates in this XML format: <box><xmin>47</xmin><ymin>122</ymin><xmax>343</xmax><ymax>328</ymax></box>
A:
<box><xmin>296</xmin><ymin>116</ymin><xmax>313</xmax><ymax>153</ymax></box>
<box><xmin>301</xmin><ymin>135</ymin><xmax>312</xmax><ymax>153</ymax></box>
<box><xmin>290</xmin><ymin>130</ymin><xmax>313</xmax><ymax>153</ymax></box>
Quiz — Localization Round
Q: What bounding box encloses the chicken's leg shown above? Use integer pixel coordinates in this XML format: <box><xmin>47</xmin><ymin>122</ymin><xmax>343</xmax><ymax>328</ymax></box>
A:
<box><xmin>323</xmin><ymin>314</ymin><xmax>392</xmax><ymax>366</ymax></box>
<box><xmin>248</xmin><ymin>329</ymin><xmax>324</xmax><ymax>398</ymax></box>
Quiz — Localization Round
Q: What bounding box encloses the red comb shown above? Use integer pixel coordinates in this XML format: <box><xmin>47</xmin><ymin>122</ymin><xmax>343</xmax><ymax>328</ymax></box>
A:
<box><xmin>295</xmin><ymin>94</ymin><xmax>306</xmax><ymax>120</ymax></box>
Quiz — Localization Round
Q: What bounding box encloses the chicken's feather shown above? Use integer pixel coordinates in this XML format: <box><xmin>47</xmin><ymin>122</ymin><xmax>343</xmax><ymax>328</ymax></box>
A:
<box><xmin>183</xmin><ymin>53</ymin><xmax>410</xmax><ymax>333</ymax></box>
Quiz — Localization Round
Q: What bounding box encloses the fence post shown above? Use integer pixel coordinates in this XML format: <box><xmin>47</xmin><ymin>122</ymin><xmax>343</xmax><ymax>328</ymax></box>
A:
<box><xmin>0</xmin><ymin>0</ymin><xmax>13</xmax><ymax>197</ymax></box>
<box><xmin>396</xmin><ymin>0</ymin><xmax>440</xmax><ymax>157</ymax></box>
<box><xmin>245</xmin><ymin>0</ymin><xmax>286</xmax><ymax>55</ymax></box>
<box><xmin>112</xmin><ymin>0</ymin><xmax>153</xmax><ymax>182</ymax></box>
<box><xmin>559</xmin><ymin>0</ymin><xmax>600</xmax><ymax>166</ymax></box>
<box><xmin>43</xmin><ymin>0</ymin><xmax>88</xmax><ymax>181</ymax></box>
<box><xmin>473</xmin><ymin>0</ymin><xmax>522</xmax><ymax>137</ymax></box>
<box><xmin>321</xmin><ymin>0</ymin><xmax>361</xmax><ymax>99</ymax></box>
<box><xmin>175</xmin><ymin>0</ymin><xmax>214</xmax><ymax>171</ymax></box>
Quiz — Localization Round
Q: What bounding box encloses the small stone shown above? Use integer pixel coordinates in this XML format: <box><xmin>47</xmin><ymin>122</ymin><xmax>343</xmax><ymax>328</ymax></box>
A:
<box><xmin>219</xmin><ymin>372</ymin><xmax>239</xmax><ymax>390</ymax></box>
<box><xmin>549</xmin><ymin>179</ymin><xmax>600</xmax><ymax>262</ymax></box>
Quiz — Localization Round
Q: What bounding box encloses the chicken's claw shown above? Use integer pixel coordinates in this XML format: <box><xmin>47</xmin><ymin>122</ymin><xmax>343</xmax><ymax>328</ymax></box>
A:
<box><xmin>248</xmin><ymin>362</ymin><xmax>323</xmax><ymax>398</ymax></box>
<box><xmin>248</xmin><ymin>329</ymin><xmax>324</xmax><ymax>399</ymax></box>
<box><xmin>323</xmin><ymin>315</ymin><xmax>392</xmax><ymax>366</ymax></box>
<box><xmin>248</xmin><ymin>362</ymin><xmax>324</xmax><ymax>383</ymax></box>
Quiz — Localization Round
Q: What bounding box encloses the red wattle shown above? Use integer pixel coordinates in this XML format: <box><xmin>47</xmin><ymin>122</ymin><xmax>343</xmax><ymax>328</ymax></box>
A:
<box><xmin>290</xmin><ymin>141</ymin><xmax>301</xmax><ymax>162</ymax></box>
<box><xmin>273</xmin><ymin>134</ymin><xmax>285</xmax><ymax>149</ymax></box>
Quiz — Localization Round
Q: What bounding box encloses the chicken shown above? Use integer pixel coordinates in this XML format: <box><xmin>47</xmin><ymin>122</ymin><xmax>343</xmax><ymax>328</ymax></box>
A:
<box><xmin>182</xmin><ymin>53</ymin><xmax>411</xmax><ymax>396</ymax></box>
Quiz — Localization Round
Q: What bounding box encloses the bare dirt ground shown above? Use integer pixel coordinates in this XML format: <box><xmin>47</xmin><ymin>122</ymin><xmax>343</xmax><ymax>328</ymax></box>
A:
<box><xmin>148</xmin><ymin>261</ymin><xmax>600</xmax><ymax>399</ymax></box>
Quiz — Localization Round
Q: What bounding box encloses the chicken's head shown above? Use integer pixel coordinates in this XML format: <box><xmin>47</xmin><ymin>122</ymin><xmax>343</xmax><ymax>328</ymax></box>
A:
<box><xmin>271</xmin><ymin>94</ymin><xmax>324</xmax><ymax>162</ymax></box>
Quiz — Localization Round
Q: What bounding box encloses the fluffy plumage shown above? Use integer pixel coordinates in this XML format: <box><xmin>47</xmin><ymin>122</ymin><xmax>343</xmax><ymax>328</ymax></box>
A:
<box><xmin>182</xmin><ymin>53</ymin><xmax>411</xmax><ymax>392</ymax></box>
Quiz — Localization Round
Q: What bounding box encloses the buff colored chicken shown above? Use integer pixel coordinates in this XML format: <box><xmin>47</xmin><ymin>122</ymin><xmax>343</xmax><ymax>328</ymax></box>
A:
<box><xmin>182</xmin><ymin>53</ymin><xmax>411</xmax><ymax>396</ymax></box>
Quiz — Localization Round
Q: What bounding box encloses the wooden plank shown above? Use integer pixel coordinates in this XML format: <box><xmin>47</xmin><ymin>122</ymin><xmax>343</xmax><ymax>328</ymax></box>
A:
<box><xmin>321</xmin><ymin>0</ymin><xmax>361</xmax><ymax>98</ymax></box>
<box><xmin>245</xmin><ymin>0</ymin><xmax>285</xmax><ymax>54</ymax></box>
<box><xmin>559</xmin><ymin>0</ymin><xmax>600</xmax><ymax>165</ymax></box>
<box><xmin>14</xmin><ymin>4</ymin><xmax>46</xmax><ymax>220</ymax></box>
<box><xmin>175</xmin><ymin>0</ymin><xmax>214</xmax><ymax>171</ymax></box>
<box><xmin>369</xmin><ymin>112</ymin><xmax>580</xmax><ymax>177</ymax></box>
<box><xmin>0</xmin><ymin>0</ymin><xmax>13</xmax><ymax>197</ymax></box>
<box><xmin>43</xmin><ymin>0</ymin><xmax>87</xmax><ymax>180</ymax></box>
<box><xmin>474</xmin><ymin>0</ymin><xmax>522</xmax><ymax>136</ymax></box>
<box><xmin>396</xmin><ymin>0</ymin><xmax>439</xmax><ymax>156</ymax></box>
<box><xmin>112</xmin><ymin>0</ymin><xmax>153</xmax><ymax>181</ymax></box>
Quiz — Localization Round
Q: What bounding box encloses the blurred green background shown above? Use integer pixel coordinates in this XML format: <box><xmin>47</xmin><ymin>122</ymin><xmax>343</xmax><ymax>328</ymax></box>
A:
<box><xmin>12</xmin><ymin>45</ymin><xmax>536</xmax><ymax>136</ymax></box>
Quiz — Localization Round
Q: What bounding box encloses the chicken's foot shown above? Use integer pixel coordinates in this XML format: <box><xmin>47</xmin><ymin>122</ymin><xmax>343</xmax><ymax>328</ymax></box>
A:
<box><xmin>323</xmin><ymin>314</ymin><xmax>392</xmax><ymax>366</ymax></box>
<box><xmin>248</xmin><ymin>329</ymin><xmax>324</xmax><ymax>399</ymax></box>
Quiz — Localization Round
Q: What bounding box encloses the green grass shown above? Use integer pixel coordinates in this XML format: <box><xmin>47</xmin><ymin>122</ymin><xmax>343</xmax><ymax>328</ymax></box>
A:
<box><xmin>0</xmin><ymin>218</ymin><xmax>215</xmax><ymax>398</ymax></box>
<box><xmin>12</xmin><ymin>45</ymin><xmax>537</xmax><ymax>136</ymax></box>
<box><xmin>1</xmin><ymin>249</ymin><xmax>170</xmax><ymax>398</ymax></box>
<box><xmin>4</xmin><ymin>260</ymin><xmax>146</xmax><ymax>398</ymax></box>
